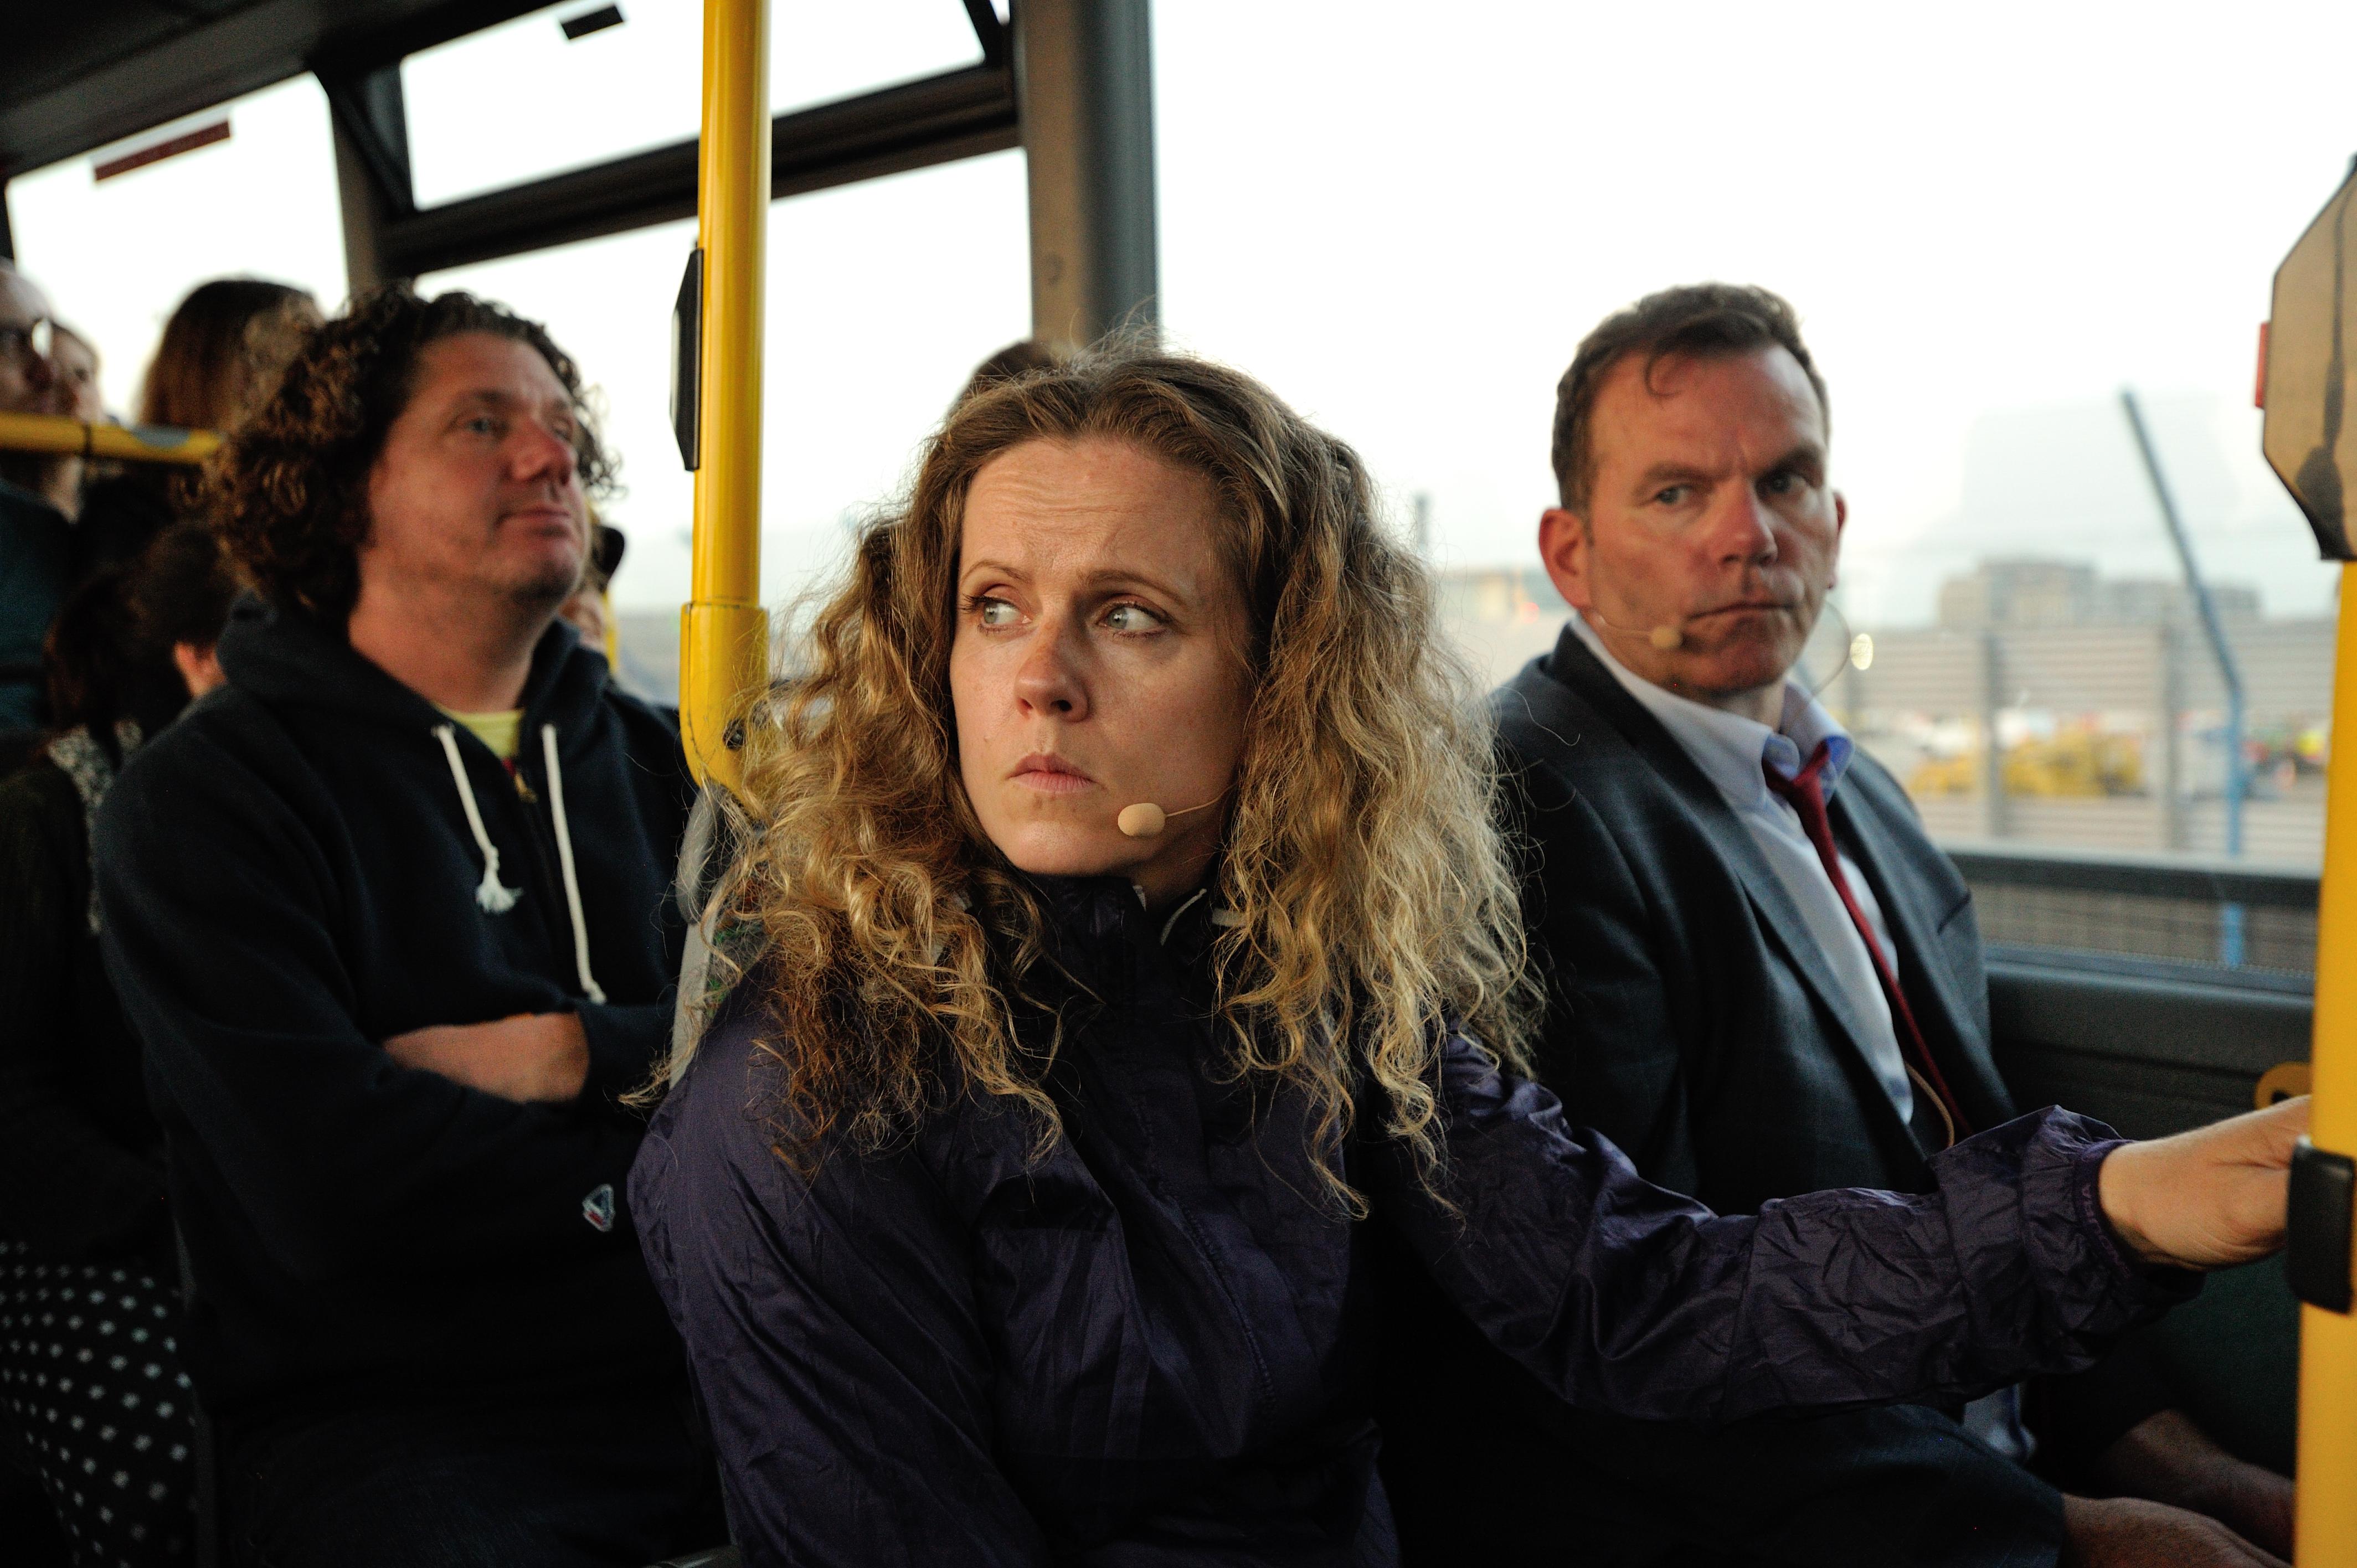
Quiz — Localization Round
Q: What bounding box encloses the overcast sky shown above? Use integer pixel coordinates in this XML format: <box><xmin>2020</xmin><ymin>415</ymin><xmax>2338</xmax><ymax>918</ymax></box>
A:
<box><xmin>12</xmin><ymin>0</ymin><xmax>2357</xmax><ymax>626</ymax></box>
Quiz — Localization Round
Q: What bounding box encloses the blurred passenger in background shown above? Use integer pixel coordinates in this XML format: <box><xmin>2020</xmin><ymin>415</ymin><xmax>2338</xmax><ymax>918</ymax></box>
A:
<box><xmin>0</xmin><ymin>261</ymin><xmax>73</xmax><ymax>735</ymax></box>
<box><xmin>1380</xmin><ymin>284</ymin><xmax>2294</xmax><ymax>1568</ymax></box>
<box><xmin>97</xmin><ymin>285</ymin><xmax>713</xmax><ymax>1568</ymax></box>
<box><xmin>74</xmin><ymin>279</ymin><xmax>318</xmax><ymax>582</ymax></box>
<box><xmin>953</xmin><ymin>336</ymin><xmax>1064</xmax><ymax>409</ymax></box>
<box><xmin>555</xmin><ymin>518</ymin><xmax>625</xmax><ymax>665</ymax></box>
<box><xmin>50</xmin><ymin>328</ymin><xmax>101</xmax><ymax>424</ymax></box>
<box><xmin>35</xmin><ymin>325</ymin><xmax>105</xmax><ymax>519</ymax></box>
<box><xmin>0</xmin><ymin>520</ymin><xmax>239</xmax><ymax>1568</ymax></box>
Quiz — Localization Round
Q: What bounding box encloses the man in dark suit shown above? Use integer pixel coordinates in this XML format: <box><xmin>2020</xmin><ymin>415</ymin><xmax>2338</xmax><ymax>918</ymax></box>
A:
<box><xmin>1377</xmin><ymin>284</ymin><xmax>2292</xmax><ymax>1567</ymax></box>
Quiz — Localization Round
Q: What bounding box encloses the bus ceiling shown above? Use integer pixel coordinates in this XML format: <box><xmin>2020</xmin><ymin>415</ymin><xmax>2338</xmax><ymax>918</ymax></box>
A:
<box><xmin>0</xmin><ymin>0</ymin><xmax>1160</xmax><ymax>352</ymax></box>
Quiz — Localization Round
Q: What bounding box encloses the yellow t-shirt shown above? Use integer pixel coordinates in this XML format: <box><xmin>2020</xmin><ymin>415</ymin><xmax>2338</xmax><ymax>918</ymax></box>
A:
<box><xmin>434</xmin><ymin>706</ymin><xmax>523</xmax><ymax>764</ymax></box>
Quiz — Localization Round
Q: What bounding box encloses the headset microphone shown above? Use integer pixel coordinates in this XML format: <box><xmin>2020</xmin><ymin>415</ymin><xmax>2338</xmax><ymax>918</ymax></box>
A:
<box><xmin>1584</xmin><ymin>606</ymin><xmax>1689</xmax><ymax>651</ymax></box>
<box><xmin>1648</xmin><ymin>622</ymin><xmax>1684</xmax><ymax>651</ymax></box>
<box><xmin>1116</xmin><ymin>796</ymin><xmax>1226</xmax><ymax>839</ymax></box>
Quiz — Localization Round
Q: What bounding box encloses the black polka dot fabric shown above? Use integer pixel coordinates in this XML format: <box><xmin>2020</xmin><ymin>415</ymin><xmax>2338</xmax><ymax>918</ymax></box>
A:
<box><xmin>0</xmin><ymin>1240</ymin><xmax>195</xmax><ymax>1566</ymax></box>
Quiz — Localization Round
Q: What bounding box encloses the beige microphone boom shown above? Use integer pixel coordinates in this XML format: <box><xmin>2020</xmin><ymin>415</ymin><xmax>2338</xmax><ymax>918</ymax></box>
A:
<box><xmin>1115</xmin><ymin>794</ymin><xmax>1226</xmax><ymax>840</ymax></box>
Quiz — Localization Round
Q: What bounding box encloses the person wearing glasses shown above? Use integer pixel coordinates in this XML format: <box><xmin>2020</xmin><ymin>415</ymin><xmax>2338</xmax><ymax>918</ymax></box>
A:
<box><xmin>0</xmin><ymin>261</ymin><xmax>74</xmax><ymax>736</ymax></box>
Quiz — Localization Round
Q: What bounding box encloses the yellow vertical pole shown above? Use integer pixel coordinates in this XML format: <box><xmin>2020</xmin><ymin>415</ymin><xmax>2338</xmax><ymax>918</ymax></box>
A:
<box><xmin>2301</xmin><ymin>561</ymin><xmax>2357</xmax><ymax>1562</ymax></box>
<box><xmin>679</xmin><ymin>0</ymin><xmax>770</xmax><ymax>792</ymax></box>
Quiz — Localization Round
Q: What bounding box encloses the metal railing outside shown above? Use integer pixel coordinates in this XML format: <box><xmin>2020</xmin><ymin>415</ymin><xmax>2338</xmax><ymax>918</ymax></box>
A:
<box><xmin>1944</xmin><ymin>840</ymin><xmax>2319</xmax><ymax>981</ymax></box>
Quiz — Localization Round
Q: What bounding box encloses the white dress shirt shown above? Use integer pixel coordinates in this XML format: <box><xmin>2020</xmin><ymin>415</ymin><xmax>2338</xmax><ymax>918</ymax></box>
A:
<box><xmin>1565</xmin><ymin>613</ymin><xmax>1915</xmax><ymax>1124</ymax></box>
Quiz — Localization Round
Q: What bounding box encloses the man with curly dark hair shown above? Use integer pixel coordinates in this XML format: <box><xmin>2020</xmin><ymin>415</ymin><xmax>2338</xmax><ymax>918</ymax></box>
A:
<box><xmin>94</xmin><ymin>285</ymin><xmax>721</xmax><ymax>1566</ymax></box>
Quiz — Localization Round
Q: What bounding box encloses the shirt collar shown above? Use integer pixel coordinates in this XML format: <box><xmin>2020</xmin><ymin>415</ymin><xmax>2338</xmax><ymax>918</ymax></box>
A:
<box><xmin>1564</xmin><ymin>612</ymin><xmax>1854</xmax><ymax>812</ymax></box>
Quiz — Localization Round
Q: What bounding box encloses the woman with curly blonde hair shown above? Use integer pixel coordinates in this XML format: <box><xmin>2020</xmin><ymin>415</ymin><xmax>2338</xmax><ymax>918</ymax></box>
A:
<box><xmin>632</xmin><ymin>347</ymin><xmax>2300</xmax><ymax>1566</ymax></box>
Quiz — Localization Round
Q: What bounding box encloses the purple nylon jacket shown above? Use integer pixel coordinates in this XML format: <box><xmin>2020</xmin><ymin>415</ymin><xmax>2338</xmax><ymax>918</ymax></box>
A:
<box><xmin>630</xmin><ymin>876</ymin><xmax>2190</xmax><ymax>1567</ymax></box>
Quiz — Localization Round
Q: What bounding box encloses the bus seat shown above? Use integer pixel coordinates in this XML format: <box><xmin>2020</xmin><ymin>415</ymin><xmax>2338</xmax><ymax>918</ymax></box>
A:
<box><xmin>2148</xmin><ymin>1255</ymin><xmax>2299</xmax><ymax>1477</ymax></box>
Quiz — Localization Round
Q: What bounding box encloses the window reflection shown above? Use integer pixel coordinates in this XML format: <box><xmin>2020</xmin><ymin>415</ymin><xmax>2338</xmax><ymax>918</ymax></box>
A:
<box><xmin>4</xmin><ymin>77</ymin><xmax>348</xmax><ymax>418</ymax></box>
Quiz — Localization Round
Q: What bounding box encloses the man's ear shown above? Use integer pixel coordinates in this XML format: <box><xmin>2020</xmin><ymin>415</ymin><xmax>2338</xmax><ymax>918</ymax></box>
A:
<box><xmin>1829</xmin><ymin>489</ymin><xmax>1848</xmax><ymax>590</ymax></box>
<box><xmin>1538</xmin><ymin>507</ymin><xmax>1592</xmax><ymax>610</ymax></box>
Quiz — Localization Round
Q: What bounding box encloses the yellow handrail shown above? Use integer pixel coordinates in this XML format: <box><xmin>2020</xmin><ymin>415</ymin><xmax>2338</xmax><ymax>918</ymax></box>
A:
<box><xmin>2299</xmin><ymin>563</ymin><xmax>2357</xmax><ymax>1565</ymax></box>
<box><xmin>2262</xmin><ymin>161</ymin><xmax>2357</xmax><ymax>1566</ymax></box>
<box><xmin>678</xmin><ymin>0</ymin><xmax>770</xmax><ymax>793</ymax></box>
<box><xmin>0</xmin><ymin>410</ymin><xmax>219</xmax><ymax>466</ymax></box>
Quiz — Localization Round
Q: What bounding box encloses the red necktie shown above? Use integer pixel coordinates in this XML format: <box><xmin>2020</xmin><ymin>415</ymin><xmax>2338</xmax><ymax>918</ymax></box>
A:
<box><xmin>1762</xmin><ymin>743</ymin><xmax>1971</xmax><ymax>1149</ymax></box>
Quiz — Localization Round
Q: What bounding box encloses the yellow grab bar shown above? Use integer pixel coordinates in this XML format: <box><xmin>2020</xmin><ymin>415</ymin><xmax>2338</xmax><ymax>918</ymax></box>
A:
<box><xmin>678</xmin><ymin>0</ymin><xmax>770</xmax><ymax>794</ymax></box>
<box><xmin>2299</xmin><ymin>563</ymin><xmax>2357</xmax><ymax>1565</ymax></box>
<box><xmin>0</xmin><ymin>410</ymin><xmax>219</xmax><ymax>466</ymax></box>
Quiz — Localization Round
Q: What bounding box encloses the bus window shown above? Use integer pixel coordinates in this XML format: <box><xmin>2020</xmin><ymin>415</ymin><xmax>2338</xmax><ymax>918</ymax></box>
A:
<box><xmin>3</xmin><ymin>76</ymin><xmax>348</xmax><ymax>417</ymax></box>
<box><xmin>419</xmin><ymin>147</ymin><xmax>1028</xmax><ymax>700</ymax></box>
<box><xmin>1149</xmin><ymin>2</ymin><xmax>2357</xmax><ymax>887</ymax></box>
<box><xmin>403</xmin><ymin>0</ymin><xmax>985</xmax><ymax>209</ymax></box>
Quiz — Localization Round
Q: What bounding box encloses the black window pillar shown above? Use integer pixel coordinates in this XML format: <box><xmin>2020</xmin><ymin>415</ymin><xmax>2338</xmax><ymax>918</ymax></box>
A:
<box><xmin>1015</xmin><ymin>0</ymin><xmax>1158</xmax><ymax>350</ymax></box>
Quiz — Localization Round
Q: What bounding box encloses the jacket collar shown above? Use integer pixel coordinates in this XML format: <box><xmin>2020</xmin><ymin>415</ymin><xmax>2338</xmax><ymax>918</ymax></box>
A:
<box><xmin>217</xmin><ymin>595</ymin><xmax>606</xmax><ymax>742</ymax></box>
<box><xmin>1561</xmin><ymin>612</ymin><xmax>1855</xmax><ymax>813</ymax></box>
<box><xmin>1025</xmin><ymin>872</ymin><xmax>1227</xmax><ymax>999</ymax></box>
<box><xmin>1826</xmin><ymin>776</ymin><xmax>2013</xmax><ymax>1130</ymax></box>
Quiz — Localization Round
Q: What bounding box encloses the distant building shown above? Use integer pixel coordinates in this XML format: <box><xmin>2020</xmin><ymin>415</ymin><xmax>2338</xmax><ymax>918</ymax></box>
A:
<box><xmin>1432</xmin><ymin>565</ymin><xmax>1568</xmax><ymax>689</ymax></box>
<box><xmin>1937</xmin><ymin>558</ymin><xmax>2260</xmax><ymax>631</ymax></box>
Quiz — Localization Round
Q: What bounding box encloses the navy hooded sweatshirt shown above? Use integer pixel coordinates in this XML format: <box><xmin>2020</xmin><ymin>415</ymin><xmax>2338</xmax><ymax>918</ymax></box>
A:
<box><xmin>633</xmin><ymin>876</ymin><xmax>2193</xmax><ymax>1567</ymax></box>
<box><xmin>97</xmin><ymin>598</ymin><xmax>696</xmax><ymax>1438</ymax></box>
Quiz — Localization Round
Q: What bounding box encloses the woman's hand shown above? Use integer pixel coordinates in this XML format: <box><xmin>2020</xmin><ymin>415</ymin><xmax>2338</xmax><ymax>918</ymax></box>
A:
<box><xmin>2097</xmin><ymin>1097</ymin><xmax>2308</xmax><ymax>1270</ymax></box>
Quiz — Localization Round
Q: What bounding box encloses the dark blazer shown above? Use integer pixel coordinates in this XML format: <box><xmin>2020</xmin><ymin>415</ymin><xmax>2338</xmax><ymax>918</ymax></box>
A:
<box><xmin>1494</xmin><ymin>624</ymin><xmax>2018</xmax><ymax>1211</ymax></box>
<box><xmin>1376</xmin><ymin>623</ymin><xmax>2063</xmax><ymax>1567</ymax></box>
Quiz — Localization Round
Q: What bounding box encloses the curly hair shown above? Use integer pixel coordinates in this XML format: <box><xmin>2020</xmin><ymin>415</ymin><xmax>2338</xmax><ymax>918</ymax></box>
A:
<box><xmin>706</xmin><ymin>347</ymin><xmax>1537</xmax><ymax>1210</ymax></box>
<box><xmin>207</xmin><ymin>285</ymin><xmax>614</xmax><ymax>626</ymax></box>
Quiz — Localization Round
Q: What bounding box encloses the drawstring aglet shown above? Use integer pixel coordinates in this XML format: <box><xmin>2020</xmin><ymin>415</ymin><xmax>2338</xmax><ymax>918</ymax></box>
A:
<box><xmin>434</xmin><ymin>724</ymin><xmax>524</xmax><ymax>915</ymax></box>
<box><xmin>474</xmin><ymin>868</ymin><xmax>522</xmax><ymax>915</ymax></box>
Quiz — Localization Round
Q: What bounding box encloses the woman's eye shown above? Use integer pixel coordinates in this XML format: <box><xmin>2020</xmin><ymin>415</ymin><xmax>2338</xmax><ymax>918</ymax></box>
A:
<box><xmin>976</xmin><ymin>597</ymin><xmax>1021</xmax><ymax>628</ymax></box>
<box><xmin>1103</xmin><ymin>602</ymin><xmax>1163</xmax><ymax>633</ymax></box>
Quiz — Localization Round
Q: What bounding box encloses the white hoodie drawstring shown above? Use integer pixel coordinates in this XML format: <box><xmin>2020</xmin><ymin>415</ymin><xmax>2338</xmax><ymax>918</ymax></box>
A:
<box><xmin>541</xmin><ymin>724</ymin><xmax>608</xmax><ymax>1005</ymax></box>
<box><xmin>434</xmin><ymin>725</ymin><xmax>522</xmax><ymax>914</ymax></box>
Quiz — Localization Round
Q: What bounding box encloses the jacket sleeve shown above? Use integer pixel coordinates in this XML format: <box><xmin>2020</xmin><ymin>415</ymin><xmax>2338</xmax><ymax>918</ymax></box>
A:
<box><xmin>577</xmin><ymin>1000</ymin><xmax>672</xmax><ymax>1103</ymax></box>
<box><xmin>1368</xmin><ymin>1028</ymin><xmax>2195</xmax><ymax>1427</ymax></box>
<box><xmin>0</xmin><ymin>769</ymin><xmax>166</xmax><ymax>1260</ymax></box>
<box><xmin>631</xmin><ymin>1058</ymin><xmax>1052</xmax><ymax>1568</ymax></box>
<box><xmin>96</xmin><ymin>732</ymin><xmax>649</xmax><ymax>1282</ymax></box>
